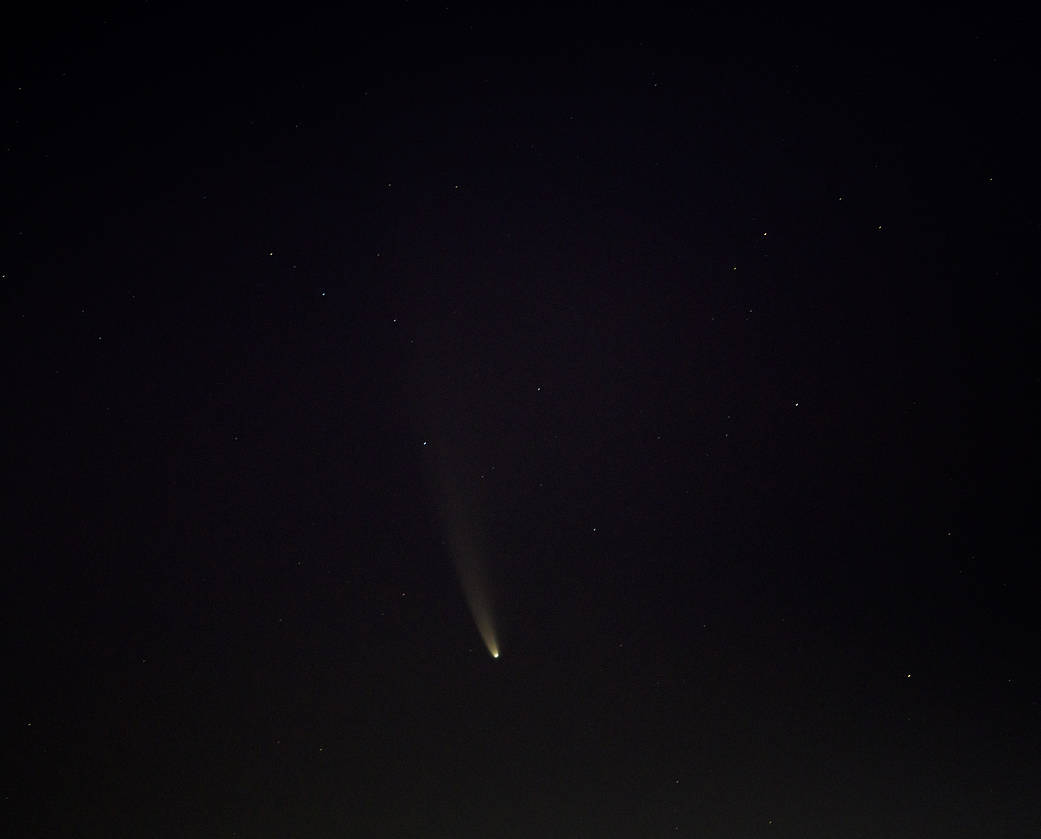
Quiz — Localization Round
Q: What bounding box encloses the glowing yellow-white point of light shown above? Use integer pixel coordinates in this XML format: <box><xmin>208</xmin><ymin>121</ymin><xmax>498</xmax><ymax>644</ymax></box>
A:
<box><xmin>474</xmin><ymin>616</ymin><xmax>499</xmax><ymax>660</ymax></box>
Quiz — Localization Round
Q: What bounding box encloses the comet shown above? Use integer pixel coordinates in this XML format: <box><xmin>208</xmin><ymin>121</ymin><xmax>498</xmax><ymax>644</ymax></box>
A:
<box><xmin>411</xmin><ymin>338</ymin><xmax>505</xmax><ymax>662</ymax></box>
<box><xmin>452</xmin><ymin>529</ymin><xmax>500</xmax><ymax>660</ymax></box>
<box><xmin>422</xmin><ymin>440</ymin><xmax>502</xmax><ymax>661</ymax></box>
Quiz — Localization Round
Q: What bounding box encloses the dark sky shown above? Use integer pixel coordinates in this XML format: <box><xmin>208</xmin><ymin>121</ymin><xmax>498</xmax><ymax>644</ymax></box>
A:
<box><xmin>6</xmin><ymin>5</ymin><xmax>1038</xmax><ymax>837</ymax></box>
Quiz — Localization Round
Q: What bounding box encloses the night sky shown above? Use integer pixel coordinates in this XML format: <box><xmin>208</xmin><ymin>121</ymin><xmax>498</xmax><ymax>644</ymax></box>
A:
<box><xmin>6</xmin><ymin>6</ymin><xmax>1038</xmax><ymax>837</ymax></box>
